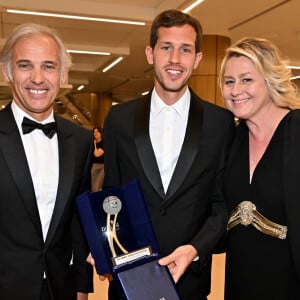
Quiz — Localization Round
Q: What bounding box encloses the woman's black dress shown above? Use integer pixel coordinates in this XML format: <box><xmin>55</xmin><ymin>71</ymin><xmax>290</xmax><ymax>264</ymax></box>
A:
<box><xmin>224</xmin><ymin>113</ymin><xmax>300</xmax><ymax>300</ymax></box>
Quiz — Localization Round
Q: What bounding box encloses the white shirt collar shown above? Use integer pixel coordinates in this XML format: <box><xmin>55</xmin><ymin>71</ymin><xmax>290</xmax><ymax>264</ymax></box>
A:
<box><xmin>150</xmin><ymin>87</ymin><xmax>190</xmax><ymax>119</ymax></box>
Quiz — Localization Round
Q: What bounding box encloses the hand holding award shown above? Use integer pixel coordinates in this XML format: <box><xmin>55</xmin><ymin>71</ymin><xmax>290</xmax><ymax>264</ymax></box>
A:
<box><xmin>76</xmin><ymin>180</ymin><xmax>181</xmax><ymax>300</ymax></box>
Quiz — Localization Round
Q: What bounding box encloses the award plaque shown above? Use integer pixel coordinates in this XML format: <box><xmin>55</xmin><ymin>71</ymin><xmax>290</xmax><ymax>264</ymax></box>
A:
<box><xmin>102</xmin><ymin>194</ymin><xmax>152</xmax><ymax>266</ymax></box>
<box><xmin>76</xmin><ymin>179</ymin><xmax>181</xmax><ymax>300</ymax></box>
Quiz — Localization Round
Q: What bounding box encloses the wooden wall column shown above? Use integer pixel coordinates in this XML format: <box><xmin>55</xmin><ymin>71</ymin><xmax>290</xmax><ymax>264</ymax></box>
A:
<box><xmin>189</xmin><ymin>35</ymin><xmax>231</xmax><ymax>108</ymax></box>
<box><xmin>93</xmin><ymin>92</ymin><xmax>113</xmax><ymax>128</ymax></box>
<box><xmin>72</xmin><ymin>92</ymin><xmax>113</xmax><ymax>128</ymax></box>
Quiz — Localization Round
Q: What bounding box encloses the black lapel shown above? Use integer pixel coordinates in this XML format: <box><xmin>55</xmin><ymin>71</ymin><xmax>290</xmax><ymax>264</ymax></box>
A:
<box><xmin>0</xmin><ymin>103</ymin><xmax>43</xmax><ymax>239</ymax></box>
<box><xmin>134</xmin><ymin>95</ymin><xmax>165</xmax><ymax>198</ymax></box>
<box><xmin>44</xmin><ymin>117</ymin><xmax>75</xmax><ymax>247</ymax></box>
<box><xmin>166</xmin><ymin>92</ymin><xmax>203</xmax><ymax>199</ymax></box>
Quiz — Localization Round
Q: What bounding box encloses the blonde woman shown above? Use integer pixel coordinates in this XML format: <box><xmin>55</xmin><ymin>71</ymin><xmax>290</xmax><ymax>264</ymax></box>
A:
<box><xmin>219</xmin><ymin>37</ymin><xmax>300</xmax><ymax>300</ymax></box>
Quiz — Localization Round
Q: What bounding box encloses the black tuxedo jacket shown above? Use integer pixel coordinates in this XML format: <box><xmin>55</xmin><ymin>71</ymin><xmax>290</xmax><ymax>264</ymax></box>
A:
<box><xmin>0</xmin><ymin>103</ymin><xmax>93</xmax><ymax>300</ymax></box>
<box><xmin>103</xmin><ymin>90</ymin><xmax>235</xmax><ymax>300</ymax></box>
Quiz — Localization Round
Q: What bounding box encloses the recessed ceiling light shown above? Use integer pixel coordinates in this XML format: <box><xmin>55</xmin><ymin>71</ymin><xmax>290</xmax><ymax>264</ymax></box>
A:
<box><xmin>102</xmin><ymin>57</ymin><xmax>123</xmax><ymax>72</ymax></box>
<box><xmin>182</xmin><ymin>0</ymin><xmax>205</xmax><ymax>13</ymax></box>
<box><xmin>67</xmin><ymin>49</ymin><xmax>110</xmax><ymax>56</ymax></box>
<box><xmin>6</xmin><ymin>9</ymin><xmax>146</xmax><ymax>26</ymax></box>
<box><xmin>288</xmin><ymin>65</ymin><xmax>300</xmax><ymax>70</ymax></box>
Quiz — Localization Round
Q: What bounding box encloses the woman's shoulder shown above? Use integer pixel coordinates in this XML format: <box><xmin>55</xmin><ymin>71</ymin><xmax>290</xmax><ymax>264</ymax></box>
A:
<box><xmin>290</xmin><ymin>109</ymin><xmax>300</xmax><ymax>118</ymax></box>
<box><xmin>286</xmin><ymin>109</ymin><xmax>300</xmax><ymax>125</ymax></box>
<box><xmin>284</xmin><ymin>109</ymin><xmax>300</xmax><ymax>138</ymax></box>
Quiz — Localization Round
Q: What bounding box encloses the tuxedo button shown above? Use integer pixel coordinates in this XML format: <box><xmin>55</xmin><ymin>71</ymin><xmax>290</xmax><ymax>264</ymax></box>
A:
<box><xmin>160</xmin><ymin>209</ymin><xmax>167</xmax><ymax>216</ymax></box>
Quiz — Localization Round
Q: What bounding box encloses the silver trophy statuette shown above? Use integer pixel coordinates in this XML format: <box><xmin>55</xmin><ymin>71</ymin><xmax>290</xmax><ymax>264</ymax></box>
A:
<box><xmin>102</xmin><ymin>195</ymin><xmax>152</xmax><ymax>265</ymax></box>
<box><xmin>103</xmin><ymin>196</ymin><xmax>128</xmax><ymax>258</ymax></box>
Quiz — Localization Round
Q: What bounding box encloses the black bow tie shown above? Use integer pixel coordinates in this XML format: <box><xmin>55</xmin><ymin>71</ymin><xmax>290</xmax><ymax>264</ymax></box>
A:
<box><xmin>22</xmin><ymin>116</ymin><xmax>57</xmax><ymax>139</ymax></box>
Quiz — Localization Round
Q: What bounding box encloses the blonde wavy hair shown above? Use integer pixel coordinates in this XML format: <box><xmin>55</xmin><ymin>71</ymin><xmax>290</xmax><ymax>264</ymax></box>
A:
<box><xmin>219</xmin><ymin>37</ymin><xmax>300</xmax><ymax>109</ymax></box>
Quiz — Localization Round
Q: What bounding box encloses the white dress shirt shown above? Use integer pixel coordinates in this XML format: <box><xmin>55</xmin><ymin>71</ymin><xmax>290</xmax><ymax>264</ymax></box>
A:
<box><xmin>149</xmin><ymin>88</ymin><xmax>190</xmax><ymax>192</ymax></box>
<box><xmin>12</xmin><ymin>101</ymin><xmax>59</xmax><ymax>241</ymax></box>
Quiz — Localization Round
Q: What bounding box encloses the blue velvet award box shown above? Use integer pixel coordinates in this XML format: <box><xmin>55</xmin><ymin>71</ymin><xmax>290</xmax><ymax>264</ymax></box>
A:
<box><xmin>76</xmin><ymin>179</ymin><xmax>181</xmax><ymax>300</ymax></box>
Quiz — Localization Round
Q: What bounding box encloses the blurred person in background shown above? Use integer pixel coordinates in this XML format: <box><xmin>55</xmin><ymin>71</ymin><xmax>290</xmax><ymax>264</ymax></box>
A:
<box><xmin>91</xmin><ymin>126</ymin><xmax>104</xmax><ymax>191</ymax></box>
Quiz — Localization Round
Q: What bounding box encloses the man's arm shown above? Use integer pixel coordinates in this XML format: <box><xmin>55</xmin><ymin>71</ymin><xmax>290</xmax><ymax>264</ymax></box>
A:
<box><xmin>72</xmin><ymin>129</ymin><xmax>94</xmax><ymax>294</ymax></box>
<box><xmin>161</xmin><ymin>115</ymin><xmax>235</xmax><ymax>282</ymax></box>
<box><xmin>191</xmin><ymin>117</ymin><xmax>235</xmax><ymax>259</ymax></box>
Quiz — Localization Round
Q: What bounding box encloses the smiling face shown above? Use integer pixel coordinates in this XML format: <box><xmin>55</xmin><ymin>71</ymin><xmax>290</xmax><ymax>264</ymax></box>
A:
<box><xmin>2</xmin><ymin>33</ymin><xmax>65</xmax><ymax>121</ymax></box>
<box><xmin>222</xmin><ymin>55</ymin><xmax>272</xmax><ymax>121</ymax></box>
<box><xmin>145</xmin><ymin>24</ymin><xmax>202</xmax><ymax>104</ymax></box>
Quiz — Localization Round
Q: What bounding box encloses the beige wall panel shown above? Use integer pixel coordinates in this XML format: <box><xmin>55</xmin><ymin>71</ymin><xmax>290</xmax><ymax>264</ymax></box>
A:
<box><xmin>189</xmin><ymin>75</ymin><xmax>217</xmax><ymax>104</ymax></box>
<box><xmin>194</xmin><ymin>35</ymin><xmax>217</xmax><ymax>76</ymax></box>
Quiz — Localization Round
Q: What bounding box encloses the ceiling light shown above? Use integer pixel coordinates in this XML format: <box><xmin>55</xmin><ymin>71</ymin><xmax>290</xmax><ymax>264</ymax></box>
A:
<box><xmin>67</xmin><ymin>49</ymin><xmax>110</xmax><ymax>56</ymax></box>
<box><xmin>287</xmin><ymin>65</ymin><xmax>300</xmax><ymax>70</ymax></box>
<box><xmin>182</xmin><ymin>0</ymin><xmax>205</xmax><ymax>13</ymax></box>
<box><xmin>102</xmin><ymin>57</ymin><xmax>123</xmax><ymax>73</ymax></box>
<box><xmin>77</xmin><ymin>85</ymin><xmax>85</xmax><ymax>91</ymax></box>
<box><xmin>291</xmin><ymin>76</ymin><xmax>300</xmax><ymax>80</ymax></box>
<box><xmin>6</xmin><ymin>9</ymin><xmax>146</xmax><ymax>26</ymax></box>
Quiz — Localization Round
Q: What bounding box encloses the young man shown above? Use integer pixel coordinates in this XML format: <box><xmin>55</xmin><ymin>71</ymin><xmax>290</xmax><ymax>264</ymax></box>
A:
<box><xmin>103</xmin><ymin>9</ymin><xmax>234</xmax><ymax>300</ymax></box>
<box><xmin>0</xmin><ymin>23</ymin><xmax>93</xmax><ymax>300</ymax></box>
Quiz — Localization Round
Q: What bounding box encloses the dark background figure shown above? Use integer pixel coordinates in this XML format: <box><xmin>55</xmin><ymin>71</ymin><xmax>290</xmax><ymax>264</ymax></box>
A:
<box><xmin>102</xmin><ymin>9</ymin><xmax>235</xmax><ymax>300</ymax></box>
<box><xmin>219</xmin><ymin>37</ymin><xmax>300</xmax><ymax>300</ymax></box>
<box><xmin>0</xmin><ymin>23</ymin><xmax>93</xmax><ymax>300</ymax></box>
<box><xmin>91</xmin><ymin>126</ymin><xmax>105</xmax><ymax>192</ymax></box>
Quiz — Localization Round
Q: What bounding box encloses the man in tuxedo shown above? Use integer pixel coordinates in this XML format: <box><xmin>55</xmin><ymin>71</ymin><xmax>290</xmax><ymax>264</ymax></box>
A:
<box><xmin>0</xmin><ymin>23</ymin><xmax>93</xmax><ymax>300</ymax></box>
<box><xmin>103</xmin><ymin>9</ymin><xmax>234</xmax><ymax>300</ymax></box>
